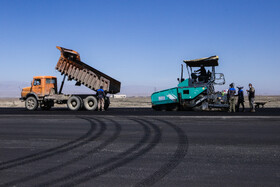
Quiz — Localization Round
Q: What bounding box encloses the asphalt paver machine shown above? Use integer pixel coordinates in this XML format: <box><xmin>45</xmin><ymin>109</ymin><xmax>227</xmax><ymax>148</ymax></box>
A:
<box><xmin>151</xmin><ymin>56</ymin><xmax>229</xmax><ymax>111</ymax></box>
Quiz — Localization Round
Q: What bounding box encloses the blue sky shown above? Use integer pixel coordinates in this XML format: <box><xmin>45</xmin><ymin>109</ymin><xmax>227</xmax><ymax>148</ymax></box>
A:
<box><xmin>0</xmin><ymin>0</ymin><xmax>280</xmax><ymax>96</ymax></box>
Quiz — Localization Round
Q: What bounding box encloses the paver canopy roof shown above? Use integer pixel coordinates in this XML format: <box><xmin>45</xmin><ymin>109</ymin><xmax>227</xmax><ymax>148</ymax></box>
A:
<box><xmin>183</xmin><ymin>55</ymin><xmax>219</xmax><ymax>67</ymax></box>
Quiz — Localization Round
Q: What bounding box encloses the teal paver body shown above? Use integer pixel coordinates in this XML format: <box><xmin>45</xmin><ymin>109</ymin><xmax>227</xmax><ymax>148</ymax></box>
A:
<box><xmin>151</xmin><ymin>79</ymin><xmax>206</xmax><ymax>106</ymax></box>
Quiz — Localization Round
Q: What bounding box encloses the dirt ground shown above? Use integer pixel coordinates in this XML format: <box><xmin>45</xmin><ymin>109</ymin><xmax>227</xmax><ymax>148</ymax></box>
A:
<box><xmin>0</xmin><ymin>96</ymin><xmax>279</xmax><ymax>108</ymax></box>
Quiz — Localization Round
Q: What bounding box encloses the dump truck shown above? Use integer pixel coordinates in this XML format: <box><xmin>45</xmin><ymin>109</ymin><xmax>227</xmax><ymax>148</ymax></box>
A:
<box><xmin>20</xmin><ymin>46</ymin><xmax>121</xmax><ymax>111</ymax></box>
<box><xmin>151</xmin><ymin>56</ymin><xmax>228</xmax><ymax>111</ymax></box>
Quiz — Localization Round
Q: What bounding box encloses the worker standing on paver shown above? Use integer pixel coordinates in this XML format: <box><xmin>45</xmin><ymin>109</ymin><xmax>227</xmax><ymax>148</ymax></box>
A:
<box><xmin>227</xmin><ymin>83</ymin><xmax>236</xmax><ymax>113</ymax></box>
<box><xmin>236</xmin><ymin>86</ymin><xmax>245</xmax><ymax>112</ymax></box>
<box><xmin>247</xmin><ymin>83</ymin><xmax>255</xmax><ymax>112</ymax></box>
<box><xmin>97</xmin><ymin>86</ymin><xmax>105</xmax><ymax>111</ymax></box>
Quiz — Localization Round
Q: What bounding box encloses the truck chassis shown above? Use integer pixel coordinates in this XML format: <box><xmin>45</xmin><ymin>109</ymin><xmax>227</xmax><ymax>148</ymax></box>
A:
<box><xmin>22</xmin><ymin>93</ymin><xmax>109</xmax><ymax>111</ymax></box>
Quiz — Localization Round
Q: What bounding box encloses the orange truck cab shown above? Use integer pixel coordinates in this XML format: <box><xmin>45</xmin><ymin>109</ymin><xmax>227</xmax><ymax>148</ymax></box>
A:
<box><xmin>21</xmin><ymin>76</ymin><xmax>57</xmax><ymax>110</ymax></box>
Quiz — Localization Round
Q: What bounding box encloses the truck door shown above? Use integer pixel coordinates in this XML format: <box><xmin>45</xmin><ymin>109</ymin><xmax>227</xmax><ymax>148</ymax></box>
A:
<box><xmin>32</xmin><ymin>79</ymin><xmax>43</xmax><ymax>96</ymax></box>
<box><xmin>45</xmin><ymin>78</ymin><xmax>57</xmax><ymax>95</ymax></box>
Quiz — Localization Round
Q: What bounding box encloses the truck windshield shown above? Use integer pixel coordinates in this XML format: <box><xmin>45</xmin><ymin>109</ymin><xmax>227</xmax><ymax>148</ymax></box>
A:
<box><xmin>46</xmin><ymin>79</ymin><xmax>56</xmax><ymax>84</ymax></box>
<box><xmin>33</xmin><ymin>79</ymin><xmax>41</xmax><ymax>86</ymax></box>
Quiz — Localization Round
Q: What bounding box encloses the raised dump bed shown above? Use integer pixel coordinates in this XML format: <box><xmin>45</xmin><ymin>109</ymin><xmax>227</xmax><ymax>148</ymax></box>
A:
<box><xmin>55</xmin><ymin>46</ymin><xmax>121</xmax><ymax>94</ymax></box>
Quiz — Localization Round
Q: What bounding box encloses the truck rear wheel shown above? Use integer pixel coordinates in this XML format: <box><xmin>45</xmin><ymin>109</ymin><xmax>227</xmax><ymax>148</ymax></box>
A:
<box><xmin>25</xmin><ymin>97</ymin><xmax>38</xmax><ymax>111</ymax></box>
<box><xmin>78</xmin><ymin>96</ymin><xmax>84</xmax><ymax>109</ymax></box>
<box><xmin>83</xmin><ymin>96</ymin><xmax>98</xmax><ymax>111</ymax></box>
<box><xmin>67</xmin><ymin>96</ymin><xmax>82</xmax><ymax>111</ymax></box>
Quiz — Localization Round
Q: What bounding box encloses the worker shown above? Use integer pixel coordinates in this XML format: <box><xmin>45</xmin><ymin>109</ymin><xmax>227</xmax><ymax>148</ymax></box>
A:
<box><xmin>236</xmin><ymin>86</ymin><xmax>245</xmax><ymax>112</ymax></box>
<box><xmin>96</xmin><ymin>86</ymin><xmax>105</xmax><ymax>111</ymax></box>
<box><xmin>192</xmin><ymin>65</ymin><xmax>207</xmax><ymax>82</ymax></box>
<box><xmin>196</xmin><ymin>65</ymin><xmax>207</xmax><ymax>82</ymax></box>
<box><xmin>246</xmin><ymin>83</ymin><xmax>255</xmax><ymax>112</ymax></box>
<box><xmin>227</xmin><ymin>83</ymin><xmax>236</xmax><ymax>113</ymax></box>
<box><xmin>191</xmin><ymin>73</ymin><xmax>198</xmax><ymax>82</ymax></box>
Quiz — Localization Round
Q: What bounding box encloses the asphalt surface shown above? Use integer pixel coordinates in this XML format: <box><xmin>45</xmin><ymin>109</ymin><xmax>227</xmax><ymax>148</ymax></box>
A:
<box><xmin>0</xmin><ymin>108</ymin><xmax>279</xmax><ymax>186</ymax></box>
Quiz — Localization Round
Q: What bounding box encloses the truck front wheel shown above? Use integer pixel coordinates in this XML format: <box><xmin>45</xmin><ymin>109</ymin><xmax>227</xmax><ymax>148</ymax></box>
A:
<box><xmin>25</xmin><ymin>97</ymin><xmax>38</xmax><ymax>111</ymax></box>
<box><xmin>67</xmin><ymin>96</ymin><xmax>81</xmax><ymax>111</ymax></box>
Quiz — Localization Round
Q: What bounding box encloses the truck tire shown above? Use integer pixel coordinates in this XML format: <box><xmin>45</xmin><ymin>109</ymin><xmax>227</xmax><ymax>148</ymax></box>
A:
<box><xmin>25</xmin><ymin>96</ymin><xmax>38</xmax><ymax>111</ymax></box>
<box><xmin>78</xmin><ymin>96</ymin><xmax>84</xmax><ymax>109</ymax></box>
<box><xmin>83</xmin><ymin>96</ymin><xmax>98</xmax><ymax>111</ymax></box>
<box><xmin>67</xmin><ymin>96</ymin><xmax>81</xmax><ymax>111</ymax></box>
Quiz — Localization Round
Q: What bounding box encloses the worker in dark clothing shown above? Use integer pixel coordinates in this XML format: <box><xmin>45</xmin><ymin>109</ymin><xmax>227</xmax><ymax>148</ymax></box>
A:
<box><xmin>191</xmin><ymin>72</ymin><xmax>198</xmax><ymax>82</ymax></box>
<box><xmin>192</xmin><ymin>65</ymin><xmax>207</xmax><ymax>82</ymax></box>
<box><xmin>227</xmin><ymin>83</ymin><xmax>236</xmax><ymax>112</ymax></box>
<box><xmin>246</xmin><ymin>83</ymin><xmax>255</xmax><ymax>112</ymax></box>
<box><xmin>96</xmin><ymin>86</ymin><xmax>105</xmax><ymax>111</ymax></box>
<box><xmin>196</xmin><ymin>65</ymin><xmax>207</xmax><ymax>82</ymax></box>
<box><xmin>236</xmin><ymin>86</ymin><xmax>245</xmax><ymax>112</ymax></box>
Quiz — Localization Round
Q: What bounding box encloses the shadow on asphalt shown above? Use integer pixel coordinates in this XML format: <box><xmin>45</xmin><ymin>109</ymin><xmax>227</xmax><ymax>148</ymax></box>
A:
<box><xmin>0</xmin><ymin>107</ymin><xmax>279</xmax><ymax>116</ymax></box>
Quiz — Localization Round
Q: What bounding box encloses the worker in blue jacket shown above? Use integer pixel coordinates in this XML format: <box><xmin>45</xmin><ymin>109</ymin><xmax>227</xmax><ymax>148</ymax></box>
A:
<box><xmin>96</xmin><ymin>86</ymin><xmax>105</xmax><ymax>111</ymax></box>
<box><xmin>236</xmin><ymin>86</ymin><xmax>245</xmax><ymax>112</ymax></box>
<box><xmin>227</xmin><ymin>83</ymin><xmax>236</xmax><ymax>112</ymax></box>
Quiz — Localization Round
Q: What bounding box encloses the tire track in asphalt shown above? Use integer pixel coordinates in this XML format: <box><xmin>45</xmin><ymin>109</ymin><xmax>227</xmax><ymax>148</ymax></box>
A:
<box><xmin>0</xmin><ymin>117</ymin><xmax>102</xmax><ymax>171</ymax></box>
<box><xmin>0</xmin><ymin>117</ymin><xmax>94</xmax><ymax>168</ymax></box>
<box><xmin>136</xmin><ymin>118</ymin><xmax>188</xmax><ymax>187</ymax></box>
<box><xmin>59</xmin><ymin>118</ymin><xmax>162</xmax><ymax>187</ymax></box>
<box><xmin>0</xmin><ymin>117</ymin><xmax>119</xmax><ymax>187</ymax></box>
<box><xmin>36</xmin><ymin>118</ymin><xmax>158</xmax><ymax>187</ymax></box>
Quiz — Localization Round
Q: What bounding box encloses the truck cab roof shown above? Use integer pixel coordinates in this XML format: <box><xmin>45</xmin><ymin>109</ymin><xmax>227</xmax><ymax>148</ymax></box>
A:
<box><xmin>33</xmin><ymin>76</ymin><xmax>57</xmax><ymax>79</ymax></box>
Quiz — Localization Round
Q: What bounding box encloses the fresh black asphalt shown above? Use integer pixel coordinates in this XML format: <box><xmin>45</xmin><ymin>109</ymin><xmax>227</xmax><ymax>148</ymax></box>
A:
<box><xmin>0</xmin><ymin>108</ymin><xmax>279</xmax><ymax>186</ymax></box>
